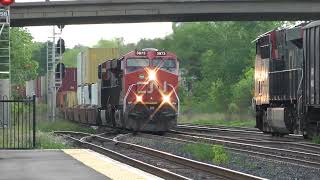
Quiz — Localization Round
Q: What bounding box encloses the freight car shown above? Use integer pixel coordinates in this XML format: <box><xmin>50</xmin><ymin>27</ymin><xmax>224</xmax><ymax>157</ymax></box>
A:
<box><xmin>61</xmin><ymin>48</ymin><xmax>179</xmax><ymax>132</ymax></box>
<box><xmin>253</xmin><ymin>21</ymin><xmax>320</xmax><ymax>138</ymax></box>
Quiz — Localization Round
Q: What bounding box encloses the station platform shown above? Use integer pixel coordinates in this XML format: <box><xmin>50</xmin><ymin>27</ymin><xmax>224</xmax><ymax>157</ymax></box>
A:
<box><xmin>0</xmin><ymin>149</ymin><xmax>162</xmax><ymax>180</ymax></box>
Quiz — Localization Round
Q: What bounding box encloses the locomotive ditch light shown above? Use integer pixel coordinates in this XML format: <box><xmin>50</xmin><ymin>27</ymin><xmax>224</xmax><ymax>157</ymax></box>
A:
<box><xmin>162</xmin><ymin>94</ymin><xmax>171</xmax><ymax>104</ymax></box>
<box><xmin>135</xmin><ymin>95</ymin><xmax>143</xmax><ymax>103</ymax></box>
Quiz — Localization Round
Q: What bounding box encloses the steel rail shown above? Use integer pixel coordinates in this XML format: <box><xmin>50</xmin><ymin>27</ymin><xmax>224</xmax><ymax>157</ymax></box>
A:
<box><xmin>169</xmin><ymin>131</ymin><xmax>320</xmax><ymax>168</ymax></box>
<box><xmin>54</xmin><ymin>131</ymin><xmax>264</xmax><ymax>180</ymax></box>
<box><xmin>147</xmin><ymin>134</ymin><xmax>320</xmax><ymax>169</ymax></box>
<box><xmin>54</xmin><ymin>131</ymin><xmax>189</xmax><ymax>180</ymax></box>
<box><xmin>171</xmin><ymin>129</ymin><xmax>320</xmax><ymax>154</ymax></box>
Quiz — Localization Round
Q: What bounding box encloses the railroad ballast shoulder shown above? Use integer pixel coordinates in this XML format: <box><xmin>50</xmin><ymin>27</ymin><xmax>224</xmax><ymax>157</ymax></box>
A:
<box><xmin>253</xmin><ymin>21</ymin><xmax>320</xmax><ymax>138</ymax></box>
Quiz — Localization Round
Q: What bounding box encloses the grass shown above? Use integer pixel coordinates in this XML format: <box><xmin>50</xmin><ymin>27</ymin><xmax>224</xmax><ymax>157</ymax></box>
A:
<box><xmin>36</xmin><ymin>131</ymin><xmax>72</xmax><ymax>149</ymax></box>
<box><xmin>37</xmin><ymin>119</ymin><xmax>96</xmax><ymax>134</ymax></box>
<box><xmin>191</xmin><ymin>119</ymin><xmax>255</xmax><ymax>127</ymax></box>
<box><xmin>312</xmin><ymin>136</ymin><xmax>320</xmax><ymax>144</ymax></box>
<box><xmin>35</xmin><ymin>119</ymin><xmax>96</xmax><ymax>149</ymax></box>
<box><xmin>183</xmin><ymin>143</ymin><xmax>229</xmax><ymax>165</ymax></box>
<box><xmin>178</xmin><ymin>113</ymin><xmax>255</xmax><ymax>128</ymax></box>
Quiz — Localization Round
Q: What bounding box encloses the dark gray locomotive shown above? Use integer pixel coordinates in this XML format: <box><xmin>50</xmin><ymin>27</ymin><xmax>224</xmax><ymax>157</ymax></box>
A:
<box><xmin>254</xmin><ymin>21</ymin><xmax>320</xmax><ymax>138</ymax></box>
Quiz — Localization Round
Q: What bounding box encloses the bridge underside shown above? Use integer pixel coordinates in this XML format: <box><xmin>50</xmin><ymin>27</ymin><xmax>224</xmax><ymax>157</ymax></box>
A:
<box><xmin>9</xmin><ymin>0</ymin><xmax>320</xmax><ymax>26</ymax></box>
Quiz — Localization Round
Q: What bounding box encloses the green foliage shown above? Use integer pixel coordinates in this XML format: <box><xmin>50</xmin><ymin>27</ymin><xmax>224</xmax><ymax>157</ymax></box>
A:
<box><xmin>183</xmin><ymin>143</ymin><xmax>229</xmax><ymax>165</ymax></box>
<box><xmin>11</xmin><ymin>28</ymin><xmax>39</xmax><ymax>84</ymax></box>
<box><xmin>37</xmin><ymin>119</ymin><xmax>96</xmax><ymax>134</ymax></box>
<box><xmin>62</xmin><ymin>45</ymin><xmax>87</xmax><ymax>67</ymax></box>
<box><xmin>212</xmin><ymin>145</ymin><xmax>229</xmax><ymax>165</ymax></box>
<box><xmin>230</xmin><ymin>68</ymin><xmax>254</xmax><ymax>112</ymax></box>
<box><xmin>93</xmin><ymin>38</ymin><xmax>118</xmax><ymax>48</ymax></box>
<box><xmin>36</xmin><ymin>131</ymin><xmax>71</xmax><ymax>149</ymax></box>
<box><xmin>32</xmin><ymin>42</ymin><xmax>47</xmax><ymax>75</ymax></box>
<box><xmin>312</xmin><ymin>136</ymin><xmax>320</xmax><ymax>144</ymax></box>
<box><xmin>183</xmin><ymin>143</ymin><xmax>214</xmax><ymax>161</ymax></box>
<box><xmin>187</xmin><ymin>118</ymin><xmax>255</xmax><ymax>128</ymax></box>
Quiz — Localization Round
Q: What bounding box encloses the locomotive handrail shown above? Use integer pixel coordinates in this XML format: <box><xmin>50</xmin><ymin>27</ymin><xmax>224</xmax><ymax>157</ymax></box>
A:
<box><xmin>268</xmin><ymin>68</ymin><xmax>303</xmax><ymax>99</ymax></box>
<box><xmin>123</xmin><ymin>83</ymin><xmax>137</xmax><ymax>114</ymax></box>
<box><xmin>167</xmin><ymin>83</ymin><xmax>180</xmax><ymax>116</ymax></box>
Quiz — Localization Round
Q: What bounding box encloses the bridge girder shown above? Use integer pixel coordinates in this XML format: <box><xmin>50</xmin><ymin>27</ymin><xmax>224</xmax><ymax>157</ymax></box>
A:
<box><xmin>9</xmin><ymin>0</ymin><xmax>320</xmax><ymax>26</ymax></box>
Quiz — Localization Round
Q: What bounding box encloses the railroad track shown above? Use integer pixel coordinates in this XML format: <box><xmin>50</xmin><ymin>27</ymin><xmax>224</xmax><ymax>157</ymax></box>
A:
<box><xmin>176</xmin><ymin>124</ymin><xmax>305</xmax><ymax>142</ymax></box>
<box><xmin>178</xmin><ymin>123</ymin><xmax>260</xmax><ymax>132</ymax></box>
<box><xmin>54</xmin><ymin>131</ymin><xmax>263</xmax><ymax>180</ymax></box>
<box><xmin>166</xmin><ymin>131</ymin><xmax>320</xmax><ymax>169</ymax></box>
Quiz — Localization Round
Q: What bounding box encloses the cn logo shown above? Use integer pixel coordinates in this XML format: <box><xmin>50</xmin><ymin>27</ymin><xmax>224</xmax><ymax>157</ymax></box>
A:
<box><xmin>0</xmin><ymin>0</ymin><xmax>14</xmax><ymax>6</ymax></box>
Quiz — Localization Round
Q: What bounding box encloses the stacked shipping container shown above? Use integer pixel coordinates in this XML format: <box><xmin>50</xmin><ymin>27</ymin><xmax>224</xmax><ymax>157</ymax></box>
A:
<box><xmin>25</xmin><ymin>76</ymin><xmax>47</xmax><ymax>101</ymax></box>
<box><xmin>77</xmin><ymin>48</ymin><xmax>119</xmax><ymax>106</ymax></box>
<box><xmin>57</xmin><ymin>68</ymin><xmax>78</xmax><ymax>109</ymax></box>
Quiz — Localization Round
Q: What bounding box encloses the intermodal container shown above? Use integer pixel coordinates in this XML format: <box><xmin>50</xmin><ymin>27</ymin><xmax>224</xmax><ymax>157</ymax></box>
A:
<box><xmin>91</xmin><ymin>83</ymin><xmax>99</xmax><ymax>105</ymax></box>
<box><xmin>77</xmin><ymin>48</ymin><xmax>119</xmax><ymax>85</ymax></box>
<box><xmin>60</xmin><ymin>68</ymin><xmax>77</xmax><ymax>92</ymax></box>
<box><xmin>83</xmin><ymin>85</ymin><xmax>91</xmax><ymax>105</ymax></box>
<box><xmin>57</xmin><ymin>91</ymin><xmax>77</xmax><ymax>108</ymax></box>
<box><xmin>77</xmin><ymin>86</ymin><xmax>82</xmax><ymax>105</ymax></box>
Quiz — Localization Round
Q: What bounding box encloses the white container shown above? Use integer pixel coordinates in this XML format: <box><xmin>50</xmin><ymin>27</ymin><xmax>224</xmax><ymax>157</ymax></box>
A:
<box><xmin>91</xmin><ymin>83</ymin><xmax>98</xmax><ymax>105</ymax></box>
<box><xmin>77</xmin><ymin>86</ymin><xmax>82</xmax><ymax>105</ymax></box>
<box><xmin>83</xmin><ymin>85</ymin><xmax>90</xmax><ymax>105</ymax></box>
<box><xmin>26</xmin><ymin>80</ymin><xmax>35</xmax><ymax>97</ymax></box>
<box><xmin>77</xmin><ymin>52</ymin><xmax>83</xmax><ymax>86</ymax></box>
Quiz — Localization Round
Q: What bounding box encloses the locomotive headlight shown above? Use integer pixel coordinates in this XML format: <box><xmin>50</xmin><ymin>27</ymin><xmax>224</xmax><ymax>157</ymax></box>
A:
<box><xmin>148</xmin><ymin>70</ymin><xmax>156</xmax><ymax>81</ymax></box>
<box><xmin>162</xmin><ymin>95</ymin><xmax>170</xmax><ymax>104</ymax></box>
<box><xmin>136</xmin><ymin>95</ymin><xmax>143</xmax><ymax>103</ymax></box>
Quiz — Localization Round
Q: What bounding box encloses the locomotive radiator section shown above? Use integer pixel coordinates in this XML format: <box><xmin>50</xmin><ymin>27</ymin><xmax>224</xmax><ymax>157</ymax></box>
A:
<box><xmin>303</xmin><ymin>21</ymin><xmax>320</xmax><ymax>137</ymax></box>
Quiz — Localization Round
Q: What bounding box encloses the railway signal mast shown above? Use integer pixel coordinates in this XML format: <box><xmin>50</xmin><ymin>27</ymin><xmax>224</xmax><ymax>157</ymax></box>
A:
<box><xmin>0</xmin><ymin>0</ymin><xmax>13</xmax><ymax>96</ymax></box>
<box><xmin>47</xmin><ymin>26</ymin><xmax>65</xmax><ymax>122</ymax></box>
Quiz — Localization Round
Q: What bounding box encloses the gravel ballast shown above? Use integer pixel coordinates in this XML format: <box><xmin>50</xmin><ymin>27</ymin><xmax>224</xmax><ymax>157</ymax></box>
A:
<box><xmin>117</xmin><ymin>133</ymin><xmax>320</xmax><ymax>180</ymax></box>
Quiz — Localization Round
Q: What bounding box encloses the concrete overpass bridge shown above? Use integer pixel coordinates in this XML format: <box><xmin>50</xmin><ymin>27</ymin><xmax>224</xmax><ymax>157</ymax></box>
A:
<box><xmin>7</xmin><ymin>0</ymin><xmax>320</xmax><ymax>27</ymax></box>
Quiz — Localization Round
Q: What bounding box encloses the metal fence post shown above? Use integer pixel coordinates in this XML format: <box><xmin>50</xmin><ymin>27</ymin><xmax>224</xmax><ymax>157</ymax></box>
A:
<box><xmin>33</xmin><ymin>95</ymin><xmax>36</xmax><ymax>148</ymax></box>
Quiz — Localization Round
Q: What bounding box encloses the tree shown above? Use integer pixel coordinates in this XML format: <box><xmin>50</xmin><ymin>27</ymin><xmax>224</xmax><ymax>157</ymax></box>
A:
<box><xmin>10</xmin><ymin>28</ymin><xmax>38</xmax><ymax>84</ymax></box>
<box><xmin>32</xmin><ymin>42</ymin><xmax>47</xmax><ymax>75</ymax></box>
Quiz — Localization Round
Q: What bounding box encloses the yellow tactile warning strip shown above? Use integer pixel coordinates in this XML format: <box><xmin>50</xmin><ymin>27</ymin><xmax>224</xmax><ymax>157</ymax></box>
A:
<box><xmin>63</xmin><ymin>149</ymin><xmax>163</xmax><ymax>180</ymax></box>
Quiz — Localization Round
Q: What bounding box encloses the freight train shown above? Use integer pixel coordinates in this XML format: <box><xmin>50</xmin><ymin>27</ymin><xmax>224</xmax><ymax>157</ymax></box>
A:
<box><xmin>59</xmin><ymin>48</ymin><xmax>179</xmax><ymax>132</ymax></box>
<box><xmin>253</xmin><ymin>21</ymin><xmax>320</xmax><ymax>138</ymax></box>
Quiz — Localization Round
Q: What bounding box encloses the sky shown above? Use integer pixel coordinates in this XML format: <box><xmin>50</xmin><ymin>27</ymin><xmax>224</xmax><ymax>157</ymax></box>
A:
<box><xmin>16</xmin><ymin>0</ymin><xmax>173</xmax><ymax>48</ymax></box>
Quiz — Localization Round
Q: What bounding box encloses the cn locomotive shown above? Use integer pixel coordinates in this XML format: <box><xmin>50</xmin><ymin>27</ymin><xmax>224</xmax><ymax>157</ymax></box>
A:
<box><xmin>98</xmin><ymin>48</ymin><xmax>179</xmax><ymax>131</ymax></box>
<box><xmin>253</xmin><ymin>21</ymin><xmax>320</xmax><ymax>138</ymax></box>
<box><xmin>60</xmin><ymin>48</ymin><xmax>179</xmax><ymax>132</ymax></box>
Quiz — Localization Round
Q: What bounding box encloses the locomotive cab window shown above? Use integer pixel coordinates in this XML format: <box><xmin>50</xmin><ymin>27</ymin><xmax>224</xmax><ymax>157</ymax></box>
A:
<box><xmin>152</xmin><ymin>59</ymin><xmax>176</xmax><ymax>73</ymax></box>
<box><xmin>126</xmin><ymin>58</ymin><xmax>149</xmax><ymax>73</ymax></box>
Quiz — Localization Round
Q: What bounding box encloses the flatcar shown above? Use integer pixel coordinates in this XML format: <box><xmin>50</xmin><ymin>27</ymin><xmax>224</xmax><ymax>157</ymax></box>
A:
<box><xmin>253</xmin><ymin>21</ymin><xmax>320</xmax><ymax>138</ymax></box>
<box><xmin>98</xmin><ymin>48</ymin><xmax>179</xmax><ymax>132</ymax></box>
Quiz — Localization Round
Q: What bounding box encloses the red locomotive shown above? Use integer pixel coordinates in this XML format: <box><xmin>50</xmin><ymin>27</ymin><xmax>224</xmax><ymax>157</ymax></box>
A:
<box><xmin>98</xmin><ymin>48</ymin><xmax>180</xmax><ymax>131</ymax></box>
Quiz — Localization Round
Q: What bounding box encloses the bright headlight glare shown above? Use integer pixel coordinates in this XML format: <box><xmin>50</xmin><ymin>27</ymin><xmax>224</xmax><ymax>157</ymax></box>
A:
<box><xmin>162</xmin><ymin>95</ymin><xmax>170</xmax><ymax>103</ymax></box>
<box><xmin>136</xmin><ymin>95</ymin><xmax>143</xmax><ymax>102</ymax></box>
<box><xmin>148</xmin><ymin>70</ymin><xmax>156</xmax><ymax>81</ymax></box>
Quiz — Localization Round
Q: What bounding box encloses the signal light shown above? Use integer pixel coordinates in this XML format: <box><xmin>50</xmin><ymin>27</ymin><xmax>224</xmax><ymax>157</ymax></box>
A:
<box><xmin>56</xmin><ymin>38</ymin><xmax>65</xmax><ymax>54</ymax></box>
<box><xmin>55</xmin><ymin>63</ymin><xmax>65</xmax><ymax>79</ymax></box>
<box><xmin>0</xmin><ymin>0</ymin><xmax>14</xmax><ymax>6</ymax></box>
